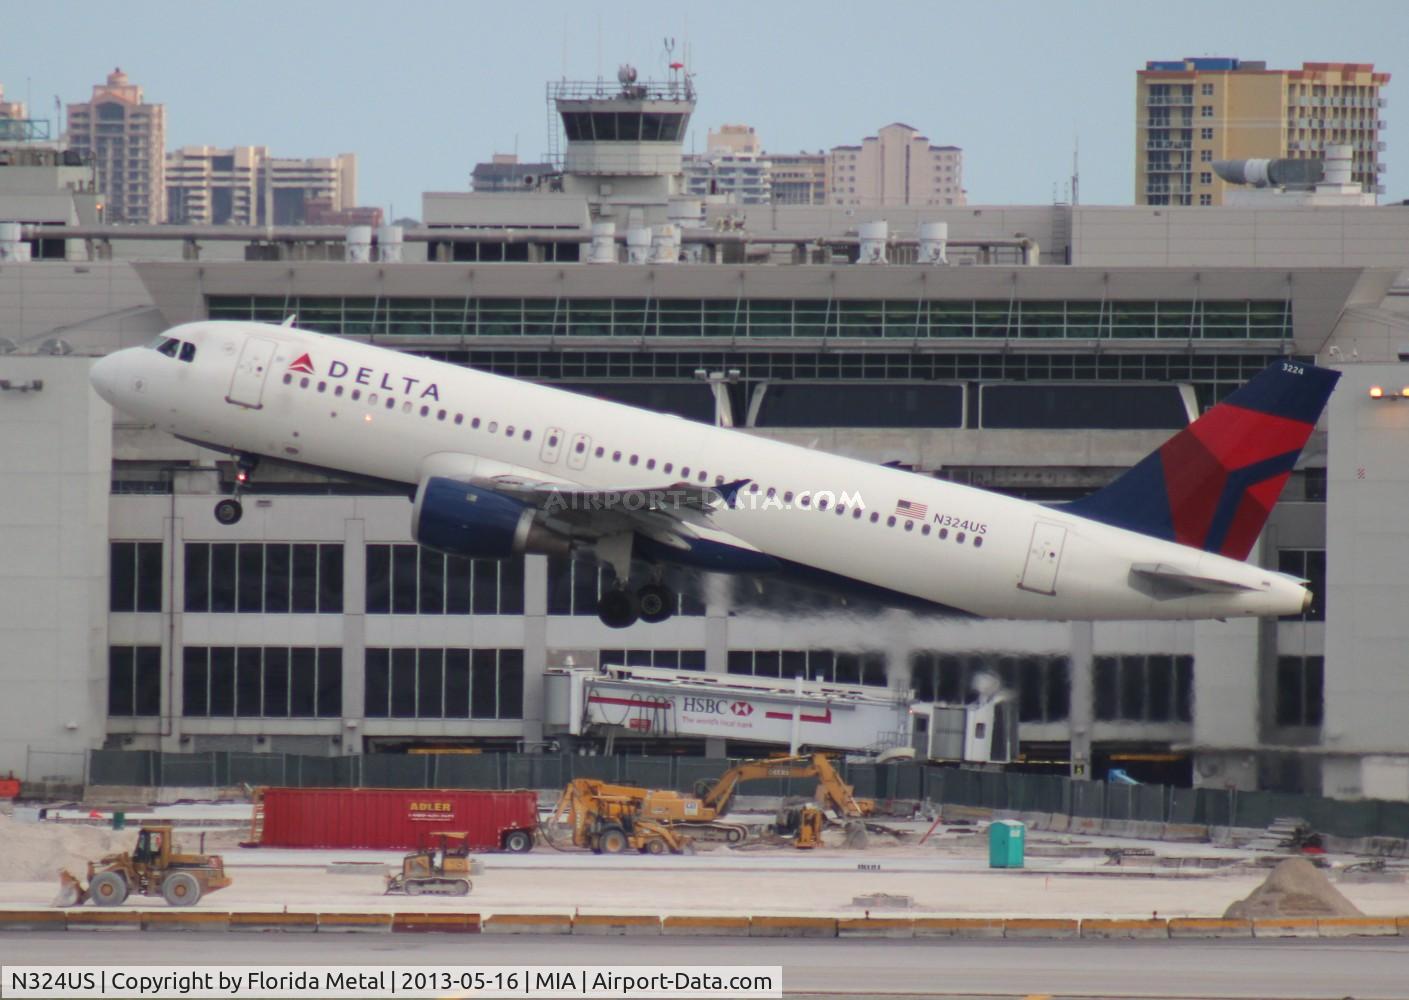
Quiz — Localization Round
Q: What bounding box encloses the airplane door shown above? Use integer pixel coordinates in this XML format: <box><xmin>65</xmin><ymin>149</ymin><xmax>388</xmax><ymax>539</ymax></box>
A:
<box><xmin>225</xmin><ymin>337</ymin><xmax>277</xmax><ymax>409</ymax></box>
<box><xmin>540</xmin><ymin>426</ymin><xmax>565</xmax><ymax>464</ymax></box>
<box><xmin>1018</xmin><ymin>522</ymin><xmax>1067</xmax><ymax>595</ymax></box>
<box><xmin>567</xmin><ymin>432</ymin><xmax>591</xmax><ymax>471</ymax></box>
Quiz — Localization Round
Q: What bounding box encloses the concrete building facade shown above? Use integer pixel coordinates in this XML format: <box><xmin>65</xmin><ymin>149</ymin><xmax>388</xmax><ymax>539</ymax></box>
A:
<box><xmin>830</xmin><ymin>123</ymin><xmax>964</xmax><ymax>208</ymax></box>
<box><xmin>66</xmin><ymin>69</ymin><xmax>166</xmax><ymax>224</ymax></box>
<box><xmin>683</xmin><ymin>125</ymin><xmax>772</xmax><ymax>205</ymax></box>
<box><xmin>768</xmin><ymin>153</ymin><xmax>828</xmax><ymax>205</ymax></box>
<box><xmin>8</xmin><ymin>148</ymin><xmax>1409</xmax><ymax>798</ymax></box>
<box><xmin>1136</xmin><ymin>57</ymin><xmax>1390</xmax><ymax>207</ymax></box>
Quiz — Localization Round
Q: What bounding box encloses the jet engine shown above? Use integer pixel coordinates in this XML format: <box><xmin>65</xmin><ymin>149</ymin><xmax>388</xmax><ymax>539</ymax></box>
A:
<box><xmin>412</xmin><ymin>477</ymin><xmax>570</xmax><ymax>559</ymax></box>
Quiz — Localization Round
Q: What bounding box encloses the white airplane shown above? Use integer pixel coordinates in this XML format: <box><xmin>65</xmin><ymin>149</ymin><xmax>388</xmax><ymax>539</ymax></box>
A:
<box><xmin>90</xmin><ymin>321</ymin><xmax>1338</xmax><ymax>627</ymax></box>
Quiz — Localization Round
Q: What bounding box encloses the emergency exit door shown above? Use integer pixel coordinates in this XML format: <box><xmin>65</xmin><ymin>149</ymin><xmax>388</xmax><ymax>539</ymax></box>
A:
<box><xmin>225</xmin><ymin>337</ymin><xmax>277</xmax><ymax>409</ymax></box>
<box><xmin>1018</xmin><ymin>522</ymin><xmax>1067</xmax><ymax>595</ymax></box>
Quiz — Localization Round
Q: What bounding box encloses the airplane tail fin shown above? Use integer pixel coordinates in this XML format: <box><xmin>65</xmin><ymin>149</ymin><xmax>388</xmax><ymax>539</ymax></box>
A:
<box><xmin>1064</xmin><ymin>360</ymin><xmax>1340</xmax><ymax>560</ymax></box>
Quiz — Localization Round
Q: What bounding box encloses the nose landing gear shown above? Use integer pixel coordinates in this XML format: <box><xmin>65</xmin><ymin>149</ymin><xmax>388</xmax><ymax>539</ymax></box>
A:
<box><xmin>213</xmin><ymin>455</ymin><xmax>258</xmax><ymax>525</ymax></box>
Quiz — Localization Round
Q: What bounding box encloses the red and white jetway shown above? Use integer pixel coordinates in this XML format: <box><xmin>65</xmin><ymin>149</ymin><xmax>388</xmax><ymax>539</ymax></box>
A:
<box><xmin>544</xmin><ymin>664</ymin><xmax>1015</xmax><ymax>764</ymax></box>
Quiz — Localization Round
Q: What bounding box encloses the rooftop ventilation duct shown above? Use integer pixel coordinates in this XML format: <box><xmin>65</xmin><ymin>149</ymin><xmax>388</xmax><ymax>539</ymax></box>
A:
<box><xmin>345</xmin><ymin>225</ymin><xmax>373</xmax><ymax>263</ymax></box>
<box><xmin>625</xmin><ymin>227</ymin><xmax>652</xmax><ymax>265</ymax></box>
<box><xmin>586</xmin><ymin>221</ymin><xmax>617</xmax><ymax>264</ymax></box>
<box><xmin>857</xmin><ymin>220</ymin><xmax>888</xmax><ymax>265</ymax></box>
<box><xmin>917</xmin><ymin>222</ymin><xmax>949</xmax><ymax>265</ymax></box>
<box><xmin>376</xmin><ymin>225</ymin><xmax>403</xmax><ymax>263</ymax></box>
<box><xmin>1212</xmin><ymin>157</ymin><xmax>1325</xmax><ymax>189</ymax></box>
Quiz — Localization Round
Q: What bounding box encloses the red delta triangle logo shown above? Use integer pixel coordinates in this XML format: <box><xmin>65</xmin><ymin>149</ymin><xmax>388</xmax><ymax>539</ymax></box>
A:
<box><xmin>288</xmin><ymin>353</ymin><xmax>315</xmax><ymax>374</ymax></box>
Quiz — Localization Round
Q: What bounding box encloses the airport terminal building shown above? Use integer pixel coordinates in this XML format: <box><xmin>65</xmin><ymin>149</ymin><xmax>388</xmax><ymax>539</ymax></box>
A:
<box><xmin>3</xmin><ymin>72</ymin><xmax>1409</xmax><ymax>802</ymax></box>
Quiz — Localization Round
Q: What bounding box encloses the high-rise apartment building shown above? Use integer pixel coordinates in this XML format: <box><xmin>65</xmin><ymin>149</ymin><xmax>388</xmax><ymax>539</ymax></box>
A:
<box><xmin>165</xmin><ymin>146</ymin><xmax>358</xmax><ymax>225</ymax></box>
<box><xmin>683</xmin><ymin>124</ymin><xmax>773</xmax><ymax>205</ymax></box>
<box><xmin>768</xmin><ymin>152</ymin><xmax>828</xmax><ymax>205</ymax></box>
<box><xmin>1136</xmin><ymin>58</ymin><xmax>1389</xmax><ymax>206</ymax></box>
<box><xmin>828</xmin><ymin>123</ymin><xmax>964</xmax><ymax>207</ymax></box>
<box><xmin>0</xmin><ymin>84</ymin><xmax>25</xmax><ymax>121</ymax></box>
<box><xmin>66</xmin><ymin>69</ymin><xmax>166</xmax><ymax>223</ymax></box>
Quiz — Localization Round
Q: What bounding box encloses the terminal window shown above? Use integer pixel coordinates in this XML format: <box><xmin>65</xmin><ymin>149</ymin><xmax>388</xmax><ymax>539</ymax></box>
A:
<box><xmin>364</xmin><ymin>647</ymin><xmax>524</xmax><ymax>720</ymax></box>
<box><xmin>110</xmin><ymin>541</ymin><xmax>162</xmax><ymax>613</ymax></box>
<box><xmin>108</xmin><ymin>645</ymin><xmax>161</xmax><ymax>717</ymax></box>
<box><xmin>727</xmin><ymin>649</ymin><xmax>886</xmax><ymax>687</ymax></box>
<box><xmin>1094</xmin><ymin>655</ymin><xmax>1193</xmax><ymax>723</ymax></box>
<box><xmin>911</xmin><ymin>652</ymin><xmax>1070</xmax><ymax>723</ymax></box>
<box><xmin>182</xmin><ymin>646</ymin><xmax>341</xmax><ymax>718</ymax></box>
<box><xmin>1275</xmin><ymin>655</ymin><xmax>1324</xmax><ymax>728</ymax></box>
<box><xmin>366</xmin><ymin>544</ymin><xmax>524</xmax><ymax>615</ymax></box>
<box><xmin>185</xmin><ymin>542</ymin><xmax>343</xmax><ymax>614</ymax></box>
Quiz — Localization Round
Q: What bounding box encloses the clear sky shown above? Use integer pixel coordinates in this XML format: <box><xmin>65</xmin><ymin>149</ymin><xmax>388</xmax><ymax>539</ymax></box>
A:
<box><xmin>8</xmin><ymin>0</ymin><xmax>1407</xmax><ymax>216</ymax></box>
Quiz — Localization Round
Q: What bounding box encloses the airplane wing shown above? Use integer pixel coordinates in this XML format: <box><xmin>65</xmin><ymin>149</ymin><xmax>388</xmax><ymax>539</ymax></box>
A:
<box><xmin>418</xmin><ymin>452</ymin><xmax>757</xmax><ymax>552</ymax></box>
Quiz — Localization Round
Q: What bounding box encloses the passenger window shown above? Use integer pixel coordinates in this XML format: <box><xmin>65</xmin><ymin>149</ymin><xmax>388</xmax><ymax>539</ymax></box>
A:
<box><xmin>921</xmin><ymin>524</ymin><xmax>931</xmax><ymax>535</ymax></box>
<box><xmin>523</xmin><ymin>429</ymin><xmax>532</xmax><ymax>441</ymax></box>
<box><xmin>612</xmin><ymin>451</ymin><xmax>621</xmax><ymax>462</ymax></box>
<box><xmin>335</xmin><ymin>385</ymin><xmax>344</xmax><ymax>397</ymax></box>
<box><xmin>179</xmin><ymin>342</ymin><xmax>196</xmax><ymax>362</ymax></box>
<box><xmin>352</xmin><ymin>389</ymin><xmax>362</xmax><ymax>401</ymax></box>
<box><xmin>870</xmin><ymin>512</ymin><xmax>879</xmax><ymax>523</ymax></box>
<box><xmin>437</xmin><ymin>409</ymin><xmax>446</xmax><ymax>420</ymax></box>
<box><xmin>300</xmin><ymin>377</ymin><xmax>310</xmax><ymax>389</ymax></box>
<box><xmin>904</xmin><ymin>520</ymin><xmax>914</xmax><ymax>531</ymax></box>
<box><xmin>317</xmin><ymin>381</ymin><xmax>326</xmax><ymax>392</ymax></box>
<box><xmin>697</xmin><ymin>471</ymin><xmax>707</xmax><ymax>483</ymax></box>
<box><xmin>454</xmin><ymin>414</ymin><xmax>463</xmax><ymax>425</ymax></box>
<box><xmin>420</xmin><ymin>405</ymin><xmax>430</xmax><ymax>417</ymax></box>
<box><xmin>681</xmin><ymin>467</ymin><xmax>690</xmax><ymax>478</ymax></box>
<box><xmin>799</xmin><ymin>495</ymin><xmax>810</xmax><ymax>507</ymax></box>
<box><xmin>629</xmin><ymin>455</ymin><xmax>638</xmax><ymax>466</ymax></box>
<box><xmin>368</xmin><ymin>393</ymin><xmax>378</xmax><ymax>404</ymax></box>
<box><xmin>595</xmin><ymin>447</ymin><xmax>605</xmax><ymax>458</ymax></box>
<box><xmin>887</xmin><ymin>517</ymin><xmax>896</xmax><ymax>527</ymax></box>
<box><xmin>939</xmin><ymin>528</ymin><xmax>948</xmax><ymax>539</ymax></box>
<box><xmin>488</xmin><ymin>421</ymin><xmax>498</xmax><ymax>432</ymax></box>
<box><xmin>956</xmin><ymin>532</ymin><xmax>966</xmax><ymax>544</ymax></box>
<box><xmin>646</xmin><ymin>458</ymin><xmax>655</xmax><ymax>470</ymax></box>
<box><xmin>663</xmin><ymin>463</ymin><xmax>673</xmax><ymax>474</ymax></box>
<box><xmin>549</xmin><ymin>434</ymin><xmax>559</xmax><ymax>446</ymax></box>
<box><xmin>283</xmin><ymin>374</ymin><xmax>292</xmax><ymax>385</ymax></box>
<box><xmin>575</xmin><ymin>442</ymin><xmax>586</xmax><ymax>453</ymax></box>
<box><xmin>818</xmin><ymin>498</ymin><xmax>828</xmax><ymax>511</ymax></box>
<box><xmin>853</xmin><ymin>508</ymin><xmax>862</xmax><ymax>519</ymax></box>
<box><xmin>784</xmin><ymin>492</ymin><xmax>794</xmax><ymax>503</ymax></box>
<box><xmin>387</xmin><ymin>398</ymin><xmax>397</xmax><ymax>410</ymax></box>
<box><xmin>472</xmin><ymin>418</ymin><xmax>481</xmax><ymax>429</ymax></box>
<box><xmin>402</xmin><ymin>401</ymin><xmax>411</xmax><ymax>413</ymax></box>
<box><xmin>974</xmin><ymin>536</ymin><xmax>983</xmax><ymax>548</ymax></box>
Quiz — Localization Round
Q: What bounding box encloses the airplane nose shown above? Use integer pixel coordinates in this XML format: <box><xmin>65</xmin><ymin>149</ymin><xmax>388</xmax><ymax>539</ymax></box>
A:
<box><xmin>89</xmin><ymin>352</ymin><xmax>121</xmax><ymax>403</ymax></box>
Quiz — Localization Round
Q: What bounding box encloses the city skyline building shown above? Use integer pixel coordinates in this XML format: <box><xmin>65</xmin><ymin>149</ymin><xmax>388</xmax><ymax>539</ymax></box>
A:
<box><xmin>1135</xmin><ymin>57</ymin><xmax>1390</xmax><ymax>206</ymax></box>
<box><xmin>768</xmin><ymin>151</ymin><xmax>828</xmax><ymax>205</ymax></box>
<box><xmin>165</xmin><ymin>146</ymin><xmax>358</xmax><ymax>225</ymax></box>
<box><xmin>66</xmin><ymin>68</ymin><xmax>166</xmax><ymax>223</ymax></box>
<box><xmin>829</xmin><ymin>123</ymin><xmax>965</xmax><ymax>208</ymax></box>
<box><xmin>683</xmin><ymin>124</ymin><xmax>773</xmax><ymax>204</ymax></box>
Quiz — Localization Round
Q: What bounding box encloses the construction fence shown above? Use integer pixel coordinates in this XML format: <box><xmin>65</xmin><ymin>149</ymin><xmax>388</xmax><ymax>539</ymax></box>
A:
<box><xmin>85</xmin><ymin>749</ymin><xmax>1409</xmax><ymax>844</ymax></box>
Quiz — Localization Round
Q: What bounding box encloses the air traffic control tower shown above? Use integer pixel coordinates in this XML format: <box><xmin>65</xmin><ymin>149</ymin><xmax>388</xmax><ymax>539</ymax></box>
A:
<box><xmin>549</xmin><ymin>64</ymin><xmax>695</xmax><ymax>223</ymax></box>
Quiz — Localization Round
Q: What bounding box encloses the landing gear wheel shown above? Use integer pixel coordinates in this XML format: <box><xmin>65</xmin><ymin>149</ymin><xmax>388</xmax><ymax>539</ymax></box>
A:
<box><xmin>503</xmin><ymin>829</ymin><xmax>534</xmax><ymax>853</ymax></box>
<box><xmin>597</xmin><ymin>825</ymin><xmax>629</xmax><ymax>854</ymax></box>
<box><xmin>89</xmin><ymin>871</ymin><xmax>128</xmax><ymax>907</ymax></box>
<box><xmin>635</xmin><ymin>583</ymin><xmax>675</xmax><ymax>624</ymax></box>
<box><xmin>161</xmin><ymin>871</ymin><xmax>202</xmax><ymax>906</ymax></box>
<box><xmin>596</xmin><ymin>589</ymin><xmax>639</xmax><ymax>629</ymax></box>
<box><xmin>213</xmin><ymin>498</ymin><xmax>243</xmax><ymax>525</ymax></box>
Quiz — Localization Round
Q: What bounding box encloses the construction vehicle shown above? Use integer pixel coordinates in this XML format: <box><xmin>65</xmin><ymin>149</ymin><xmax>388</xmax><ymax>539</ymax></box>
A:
<box><xmin>384</xmin><ymin>832</ymin><xmax>475</xmax><ymax>896</ymax></box>
<box><xmin>55</xmin><ymin>824</ymin><xmax>231</xmax><ymax>907</ymax></box>
<box><xmin>546</xmin><ymin>753</ymin><xmax>871</xmax><ymax>854</ymax></box>
<box><xmin>548</xmin><ymin>780</ymin><xmax>696</xmax><ymax>855</ymax></box>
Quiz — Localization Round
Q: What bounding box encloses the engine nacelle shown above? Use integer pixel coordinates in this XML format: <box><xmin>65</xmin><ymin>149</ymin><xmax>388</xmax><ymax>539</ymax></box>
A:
<box><xmin>412</xmin><ymin>477</ymin><xmax>570</xmax><ymax>559</ymax></box>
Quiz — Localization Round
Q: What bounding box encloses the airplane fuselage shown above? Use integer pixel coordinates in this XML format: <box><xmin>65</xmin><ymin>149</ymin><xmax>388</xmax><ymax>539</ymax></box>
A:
<box><xmin>90</xmin><ymin>321</ymin><xmax>1312</xmax><ymax>620</ymax></box>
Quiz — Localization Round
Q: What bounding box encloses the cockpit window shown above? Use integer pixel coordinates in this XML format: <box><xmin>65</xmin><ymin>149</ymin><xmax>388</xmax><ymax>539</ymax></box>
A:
<box><xmin>155</xmin><ymin>338</ymin><xmax>180</xmax><ymax>358</ymax></box>
<box><xmin>179</xmin><ymin>342</ymin><xmax>196</xmax><ymax>362</ymax></box>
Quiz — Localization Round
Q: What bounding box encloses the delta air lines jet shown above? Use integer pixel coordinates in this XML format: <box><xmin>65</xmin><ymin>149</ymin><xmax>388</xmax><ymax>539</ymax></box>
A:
<box><xmin>89</xmin><ymin>321</ymin><xmax>1338</xmax><ymax>627</ymax></box>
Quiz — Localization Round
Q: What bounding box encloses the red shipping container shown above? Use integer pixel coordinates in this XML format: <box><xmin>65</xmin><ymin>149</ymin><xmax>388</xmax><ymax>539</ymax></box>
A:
<box><xmin>258</xmin><ymin>787</ymin><xmax>539</xmax><ymax>852</ymax></box>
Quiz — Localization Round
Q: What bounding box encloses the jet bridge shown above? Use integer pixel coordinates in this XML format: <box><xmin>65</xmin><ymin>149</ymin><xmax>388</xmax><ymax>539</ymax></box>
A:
<box><xmin>544</xmin><ymin>664</ymin><xmax>1015</xmax><ymax>764</ymax></box>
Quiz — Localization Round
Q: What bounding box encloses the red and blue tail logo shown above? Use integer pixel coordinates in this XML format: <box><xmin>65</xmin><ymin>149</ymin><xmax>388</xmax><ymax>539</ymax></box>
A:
<box><xmin>1065</xmin><ymin>360</ymin><xmax>1340</xmax><ymax>560</ymax></box>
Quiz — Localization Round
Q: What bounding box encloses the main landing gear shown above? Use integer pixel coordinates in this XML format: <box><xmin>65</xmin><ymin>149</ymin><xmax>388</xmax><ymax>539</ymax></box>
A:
<box><xmin>596</xmin><ymin>581</ymin><xmax>678</xmax><ymax>629</ymax></box>
<box><xmin>213</xmin><ymin>455</ymin><xmax>258</xmax><ymax>526</ymax></box>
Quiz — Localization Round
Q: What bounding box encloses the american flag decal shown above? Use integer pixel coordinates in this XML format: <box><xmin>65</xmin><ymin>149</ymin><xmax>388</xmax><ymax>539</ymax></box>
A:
<box><xmin>895</xmin><ymin>499</ymin><xmax>928</xmax><ymax>520</ymax></box>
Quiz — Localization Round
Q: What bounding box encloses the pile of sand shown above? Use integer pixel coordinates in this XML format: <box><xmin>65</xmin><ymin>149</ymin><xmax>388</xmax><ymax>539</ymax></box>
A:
<box><xmin>0</xmin><ymin>815</ymin><xmax>136</xmax><ymax>883</ymax></box>
<box><xmin>1224</xmin><ymin>857</ymin><xmax>1364</xmax><ymax>919</ymax></box>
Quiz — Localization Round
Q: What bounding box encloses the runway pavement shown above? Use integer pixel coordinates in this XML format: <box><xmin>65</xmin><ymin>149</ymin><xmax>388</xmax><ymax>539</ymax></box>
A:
<box><xmin>3</xmin><ymin>932</ymin><xmax>1407</xmax><ymax>998</ymax></box>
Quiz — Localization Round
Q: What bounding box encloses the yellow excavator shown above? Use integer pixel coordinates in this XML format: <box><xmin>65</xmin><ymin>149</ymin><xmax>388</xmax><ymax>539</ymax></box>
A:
<box><xmin>546</xmin><ymin>753</ymin><xmax>871</xmax><ymax>854</ymax></box>
<box><xmin>56</xmin><ymin>824</ymin><xmax>232</xmax><ymax>907</ymax></box>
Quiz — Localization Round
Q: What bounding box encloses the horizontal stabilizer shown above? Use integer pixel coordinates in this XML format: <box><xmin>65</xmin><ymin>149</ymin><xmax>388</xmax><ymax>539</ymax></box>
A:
<box><xmin>1130</xmin><ymin>562</ymin><xmax>1256</xmax><ymax>594</ymax></box>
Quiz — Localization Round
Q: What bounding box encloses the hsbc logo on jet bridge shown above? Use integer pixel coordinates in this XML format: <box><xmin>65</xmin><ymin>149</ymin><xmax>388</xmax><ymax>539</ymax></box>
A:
<box><xmin>681</xmin><ymin>697</ymin><xmax>755</xmax><ymax>717</ymax></box>
<box><xmin>287</xmin><ymin>353</ymin><xmax>441</xmax><ymax>401</ymax></box>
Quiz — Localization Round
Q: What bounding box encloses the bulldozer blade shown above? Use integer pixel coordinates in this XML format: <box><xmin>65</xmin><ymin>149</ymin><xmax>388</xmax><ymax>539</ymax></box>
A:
<box><xmin>53</xmin><ymin>871</ymin><xmax>86</xmax><ymax>908</ymax></box>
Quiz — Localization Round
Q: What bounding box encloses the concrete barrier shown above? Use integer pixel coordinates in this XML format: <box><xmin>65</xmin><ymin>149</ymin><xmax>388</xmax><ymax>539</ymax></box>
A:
<box><xmin>837</xmin><ymin>918</ymin><xmax>913</xmax><ymax>939</ymax></box>
<box><xmin>482</xmin><ymin>914</ymin><xmax>571</xmax><ymax>935</ymax></box>
<box><xmin>1080</xmin><ymin>918</ymin><xmax>1169</xmax><ymax>940</ymax></box>
<box><xmin>1315</xmin><ymin>917</ymin><xmax>1400</xmax><ymax>938</ymax></box>
<box><xmin>229</xmin><ymin>912</ymin><xmax>318</xmax><ymax>933</ymax></box>
<box><xmin>1400</xmin><ymin>917</ymin><xmax>1409</xmax><ymax>937</ymax></box>
<box><xmin>749</xmin><ymin>916</ymin><xmax>837</xmax><ymax>939</ymax></box>
<box><xmin>315</xmin><ymin>913</ymin><xmax>393</xmax><ymax>933</ymax></box>
<box><xmin>0</xmin><ymin>911</ymin><xmax>68</xmax><ymax>931</ymax></box>
<box><xmin>1168</xmin><ymin>918</ymin><xmax>1253</xmax><ymax>939</ymax></box>
<box><xmin>1003</xmin><ymin>918</ymin><xmax>1079</xmax><ymax>940</ymax></box>
<box><xmin>572</xmin><ymin>915</ymin><xmax>661</xmax><ymax>936</ymax></box>
<box><xmin>1252</xmin><ymin>917</ymin><xmax>1320</xmax><ymax>939</ymax></box>
<box><xmin>912</xmin><ymin>918</ymin><xmax>1004</xmax><ymax>939</ymax></box>
<box><xmin>661</xmin><ymin>916</ymin><xmax>750</xmax><ymax>937</ymax></box>
<box><xmin>65</xmin><ymin>911</ymin><xmax>143</xmax><ymax>932</ymax></box>
<box><xmin>140</xmin><ymin>911</ymin><xmax>231</xmax><ymax>932</ymax></box>
<box><xmin>392</xmin><ymin>913</ymin><xmax>480</xmax><ymax>934</ymax></box>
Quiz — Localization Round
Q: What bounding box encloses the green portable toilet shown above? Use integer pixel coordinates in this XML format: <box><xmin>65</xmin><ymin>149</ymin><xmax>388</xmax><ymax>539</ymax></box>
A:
<box><xmin>112</xmin><ymin>811</ymin><xmax>126</xmax><ymax>831</ymax></box>
<box><xmin>988</xmin><ymin>819</ymin><xmax>1025</xmax><ymax>868</ymax></box>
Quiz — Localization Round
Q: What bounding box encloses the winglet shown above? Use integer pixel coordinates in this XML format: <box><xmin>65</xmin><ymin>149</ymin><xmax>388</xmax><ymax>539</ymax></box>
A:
<box><xmin>1065</xmin><ymin>360</ymin><xmax>1340</xmax><ymax>560</ymax></box>
<box><xmin>712</xmin><ymin>478</ymin><xmax>752</xmax><ymax>509</ymax></box>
